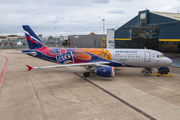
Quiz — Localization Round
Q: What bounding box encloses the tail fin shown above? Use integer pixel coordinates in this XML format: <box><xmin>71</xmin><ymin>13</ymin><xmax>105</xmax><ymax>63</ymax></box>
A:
<box><xmin>23</xmin><ymin>25</ymin><xmax>46</xmax><ymax>49</ymax></box>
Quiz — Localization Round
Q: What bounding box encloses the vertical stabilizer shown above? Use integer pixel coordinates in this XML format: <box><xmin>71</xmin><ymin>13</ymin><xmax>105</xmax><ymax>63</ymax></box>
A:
<box><xmin>23</xmin><ymin>25</ymin><xmax>46</xmax><ymax>49</ymax></box>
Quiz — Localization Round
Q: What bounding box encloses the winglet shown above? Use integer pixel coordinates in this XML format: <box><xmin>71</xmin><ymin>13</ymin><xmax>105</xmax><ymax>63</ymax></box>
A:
<box><xmin>26</xmin><ymin>65</ymin><xmax>33</xmax><ymax>71</ymax></box>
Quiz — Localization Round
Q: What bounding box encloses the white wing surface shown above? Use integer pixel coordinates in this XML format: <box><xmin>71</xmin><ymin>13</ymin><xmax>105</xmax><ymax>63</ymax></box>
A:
<box><xmin>26</xmin><ymin>62</ymin><xmax>110</xmax><ymax>71</ymax></box>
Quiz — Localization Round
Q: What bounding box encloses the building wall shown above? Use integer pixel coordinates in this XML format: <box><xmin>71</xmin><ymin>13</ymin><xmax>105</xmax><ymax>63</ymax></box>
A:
<box><xmin>115</xmin><ymin>10</ymin><xmax>180</xmax><ymax>52</ymax></box>
<box><xmin>159</xmin><ymin>41</ymin><xmax>180</xmax><ymax>52</ymax></box>
<box><xmin>159</xmin><ymin>23</ymin><xmax>180</xmax><ymax>39</ymax></box>
<box><xmin>68</xmin><ymin>34</ymin><xmax>105</xmax><ymax>48</ymax></box>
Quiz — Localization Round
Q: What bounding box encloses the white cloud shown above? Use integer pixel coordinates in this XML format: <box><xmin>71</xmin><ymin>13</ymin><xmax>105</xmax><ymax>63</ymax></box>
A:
<box><xmin>0</xmin><ymin>0</ymin><xmax>180</xmax><ymax>36</ymax></box>
<box><xmin>108</xmin><ymin>10</ymin><xmax>125</xmax><ymax>14</ymax></box>
<box><xmin>92</xmin><ymin>0</ymin><xmax>110</xmax><ymax>3</ymax></box>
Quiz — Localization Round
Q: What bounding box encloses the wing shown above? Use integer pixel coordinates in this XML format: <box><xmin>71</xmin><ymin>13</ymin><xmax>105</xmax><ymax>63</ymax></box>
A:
<box><xmin>26</xmin><ymin>62</ymin><xmax>110</xmax><ymax>71</ymax></box>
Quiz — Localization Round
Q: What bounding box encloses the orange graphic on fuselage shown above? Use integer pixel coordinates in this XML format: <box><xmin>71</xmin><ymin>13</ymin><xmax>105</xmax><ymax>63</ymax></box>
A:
<box><xmin>73</xmin><ymin>50</ymin><xmax>91</xmax><ymax>60</ymax></box>
<box><xmin>77</xmin><ymin>48</ymin><xmax>112</xmax><ymax>60</ymax></box>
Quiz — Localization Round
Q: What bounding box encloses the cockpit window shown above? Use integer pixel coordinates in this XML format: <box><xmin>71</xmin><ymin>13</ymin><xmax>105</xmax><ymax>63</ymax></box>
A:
<box><xmin>162</xmin><ymin>54</ymin><xmax>166</xmax><ymax>57</ymax></box>
<box><xmin>157</xmin><ymin>54</ymin><xmax>166</xmax><ymax>58</ymax></box>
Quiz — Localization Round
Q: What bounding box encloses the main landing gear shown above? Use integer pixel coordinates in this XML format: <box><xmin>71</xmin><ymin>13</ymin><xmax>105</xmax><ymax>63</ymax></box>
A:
<box><xmin>142</xmin><ymin>67</ymin><xmax>152</xmax><ymax>76</ymax></box>
<box><xmin>83</xmin><ymin>66</ymin><xmax>95</xmax><ymax>77</ymax></box>
<box><xmin>83</xmin><ymin>71</ymin><xmax>90</xmax><ymax>77</ymax></box>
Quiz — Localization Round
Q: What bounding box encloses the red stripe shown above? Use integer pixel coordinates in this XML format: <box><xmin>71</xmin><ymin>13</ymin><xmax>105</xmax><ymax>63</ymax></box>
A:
<box><xmin>0</xmin><ymin>55</ymin><xmax>8</xmax><ymax>83</ymax></box>
<box><xmin>26</xmin><ymin>36</ymin><xmax>39</xmax><ymax>44</ymax></box>
<box><xmin>111</xmin><ymin>67</ymin><xmax>114</xmax><ymax>77</ymax></box>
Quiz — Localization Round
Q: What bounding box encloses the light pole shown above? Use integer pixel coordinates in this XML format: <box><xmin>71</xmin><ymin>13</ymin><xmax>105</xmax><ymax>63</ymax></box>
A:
<box><xmin>102</xmin><ymin>18</ymin><xmax>105</xmax><ymax>48</ymax></box>
<box><xmin>54</xmin><ymin>27</ymin><xmax>57</xmax><ymax>48</ymax></box>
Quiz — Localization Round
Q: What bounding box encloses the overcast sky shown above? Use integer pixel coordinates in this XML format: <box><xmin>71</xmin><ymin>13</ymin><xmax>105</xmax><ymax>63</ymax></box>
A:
<box><xmin>0</xmin><ymin>0</ymin><xmax>180</xmax><ymax>36</ymax></box>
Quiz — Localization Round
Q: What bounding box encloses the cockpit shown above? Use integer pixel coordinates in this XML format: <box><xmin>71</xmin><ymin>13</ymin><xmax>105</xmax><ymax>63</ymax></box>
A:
<box><xmin>157</xmin><ymin>54</ymin><xmax>166</xmax><ymax>58</ymax></box>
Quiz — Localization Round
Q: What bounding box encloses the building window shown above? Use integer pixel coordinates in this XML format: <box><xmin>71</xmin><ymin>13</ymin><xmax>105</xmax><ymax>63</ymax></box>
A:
<box><xmin>140</xmin><ymin>13</ymin><xmax>146</xmax><ymax>26</ymax></box>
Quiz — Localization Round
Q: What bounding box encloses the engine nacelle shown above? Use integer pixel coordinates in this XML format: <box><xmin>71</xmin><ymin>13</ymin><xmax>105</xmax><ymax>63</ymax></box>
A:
<box><xmin>95</xmin><ymin>66</ymin><xmax>115</xmax><ymax>77</ymax></box>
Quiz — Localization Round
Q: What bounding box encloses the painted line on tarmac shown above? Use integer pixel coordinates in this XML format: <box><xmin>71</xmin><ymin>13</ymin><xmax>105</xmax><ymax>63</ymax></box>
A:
<box><xmin>65</xmin><ymin>67</ymin><xmax>156</xmax><ymax>120</ymax></box>
<box><xmin>0</xmin><ymin>55</ymin><xmax>8</xmax><ymax>83</ymax></box>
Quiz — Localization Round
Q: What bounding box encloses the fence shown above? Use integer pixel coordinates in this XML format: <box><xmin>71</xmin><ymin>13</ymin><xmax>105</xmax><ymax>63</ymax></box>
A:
<box><xmin>0</xmin><ymin>46</ymin><xmax>29</xmax><ymax>49</ymax></box>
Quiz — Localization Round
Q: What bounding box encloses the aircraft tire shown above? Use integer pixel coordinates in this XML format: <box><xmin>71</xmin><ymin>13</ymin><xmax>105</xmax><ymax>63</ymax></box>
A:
<box><xmin>83</xmin><ymin>72</ymin><xmax>90</xmax><ymax>77</ymax></box>
<box><xmin>145</xmin><ymin>72</ymin><xmax>149</xmax><ymax>76</ymax></box>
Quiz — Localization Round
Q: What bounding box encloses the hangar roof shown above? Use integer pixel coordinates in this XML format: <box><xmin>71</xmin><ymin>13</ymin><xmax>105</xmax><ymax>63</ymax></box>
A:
<box><xmin>150</xmin><ymin>11</ymin><xmax>180</xmax><ymax>21</ymax></box>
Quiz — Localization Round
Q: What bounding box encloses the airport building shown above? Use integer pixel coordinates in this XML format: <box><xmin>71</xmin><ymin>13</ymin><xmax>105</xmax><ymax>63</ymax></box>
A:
<box><xmin>115</xmin><ymin>10</ymin><xmax>180</xmax><ymax>52</ymax></box>
<box><xmin>68</xmin><ymin>34</ymin><xmax>106</xmax><ymax>48</ymax></box>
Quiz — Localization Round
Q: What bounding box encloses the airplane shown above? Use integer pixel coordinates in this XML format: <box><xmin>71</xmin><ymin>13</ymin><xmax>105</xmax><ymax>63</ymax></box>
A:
<box><xmin>22</xmin><ymin>25</ymin><xmax>173</xmax><ymax>77</ymax></box>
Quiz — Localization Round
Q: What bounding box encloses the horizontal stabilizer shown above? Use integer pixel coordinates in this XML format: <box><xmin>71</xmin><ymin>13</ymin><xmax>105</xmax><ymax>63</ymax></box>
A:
<box><xmin>7</xmin><ymin>52</ymin><xmax>37</xmax><ymax>56</ymax></box>
<box><xmin>26</xmin><ymin>65</ymin><xmax>33</xmax><ymax>71</ymax></box>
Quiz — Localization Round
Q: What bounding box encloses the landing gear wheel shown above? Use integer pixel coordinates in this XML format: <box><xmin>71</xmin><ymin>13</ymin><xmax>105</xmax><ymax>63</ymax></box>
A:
<box><xmin>83</xmin><ymin>72</ymin><xmax>90</xmax><ymax>77</ymax></box>
<box><xmin>145</xmin><ymin>72</ymin><xmax>149</xmax><ymax>76</ymax></box>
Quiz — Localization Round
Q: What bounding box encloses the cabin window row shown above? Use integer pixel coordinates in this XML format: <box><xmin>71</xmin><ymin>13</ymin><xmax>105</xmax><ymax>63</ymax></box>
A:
<box><xmin>74</xmin><ymin>54</ymin><xmax>110</xmax><ymax>57</ymax></box>
<box><xmin>113</xmin><ymin>55</ymin><xmax>140</xmax><ymax>58</ymax></box>
<box><xmin>74</xmin><ymin>54</ymin><xmax>90</xmax><ymax>57</ymax></box>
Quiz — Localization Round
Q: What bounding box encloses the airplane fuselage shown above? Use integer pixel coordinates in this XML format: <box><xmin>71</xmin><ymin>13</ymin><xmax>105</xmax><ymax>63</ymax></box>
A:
<box><xmin>23</xmin><ymin>48</ymin><xmax>172</xmax><ymax>68</ymax></box>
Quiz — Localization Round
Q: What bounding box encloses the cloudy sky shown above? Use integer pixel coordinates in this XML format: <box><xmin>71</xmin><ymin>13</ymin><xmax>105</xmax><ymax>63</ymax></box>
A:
<box><xmin>0</xmin><ymin>0</ymin><xmax>180</xmax><ymax>36</ymax></box>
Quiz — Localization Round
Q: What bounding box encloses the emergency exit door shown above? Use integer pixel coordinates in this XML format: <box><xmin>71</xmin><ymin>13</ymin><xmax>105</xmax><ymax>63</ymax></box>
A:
<box><xmin>144</xmin><ymin>51</ymin><xmax>150</xmax><ymax>62</ymax></box>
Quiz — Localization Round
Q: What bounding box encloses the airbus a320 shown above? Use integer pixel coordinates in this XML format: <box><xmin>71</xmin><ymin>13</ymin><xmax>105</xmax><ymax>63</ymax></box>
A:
<box><xmin>22</xmin><ymin>25</ymin><xmax>173</xmax><ymax>77</ymax></box>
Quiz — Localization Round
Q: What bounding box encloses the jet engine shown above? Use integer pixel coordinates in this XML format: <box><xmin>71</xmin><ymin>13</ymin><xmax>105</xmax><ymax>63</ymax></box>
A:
<box><xmin>95</xmin><ymin>66</ymin><xmax>115</xmax><ymax>77</ymax></box>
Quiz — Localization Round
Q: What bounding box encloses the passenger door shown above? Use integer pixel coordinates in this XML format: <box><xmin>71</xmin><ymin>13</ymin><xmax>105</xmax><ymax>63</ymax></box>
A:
<box><xmin>144</xmin><ymin>51</ymin><xmax>150</xmax><ymax>62</ymax></box>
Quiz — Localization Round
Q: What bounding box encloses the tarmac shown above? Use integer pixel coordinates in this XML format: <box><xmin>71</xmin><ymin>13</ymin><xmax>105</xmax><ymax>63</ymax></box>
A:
<box><xmin>0</xmin><ymin>49</ymin><xmax>180</xmax><ymax>120</ymax></box>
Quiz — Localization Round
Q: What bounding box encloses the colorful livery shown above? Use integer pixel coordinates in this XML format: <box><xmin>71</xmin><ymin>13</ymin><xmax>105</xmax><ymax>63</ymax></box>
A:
<box><xmin>22</xmin><ymin>25</ymin><xmax>173</xmax><ymax>77</ymax></box>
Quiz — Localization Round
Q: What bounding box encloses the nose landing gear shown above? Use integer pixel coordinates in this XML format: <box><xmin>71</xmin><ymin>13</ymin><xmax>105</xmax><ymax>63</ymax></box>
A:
<box><xmin>142</xmin><ymin>67</ymin><xmax>152</xmax><ymax>76</ymax></box>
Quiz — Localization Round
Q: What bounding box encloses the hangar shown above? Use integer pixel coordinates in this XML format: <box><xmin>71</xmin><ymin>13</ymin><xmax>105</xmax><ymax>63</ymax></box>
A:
<box><xmin>115</xmin><ymin>10</ymin><xmax>180</xmax><ymax>52</ymax></box>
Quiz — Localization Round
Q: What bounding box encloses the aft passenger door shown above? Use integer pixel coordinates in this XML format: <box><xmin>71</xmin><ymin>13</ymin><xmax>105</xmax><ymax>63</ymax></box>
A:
<box><xmin>42</xmin><ymin>50</ymin><xmax>47</xmax><ymax>59</ymax></box>
<box><xmin>144</xmin><ymin>51</ymin><xmax>150</xmax><ymax>62</ymax></box>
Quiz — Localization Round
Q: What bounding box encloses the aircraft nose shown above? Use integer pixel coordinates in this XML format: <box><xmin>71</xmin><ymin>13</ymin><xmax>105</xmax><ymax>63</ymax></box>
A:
<box><xmin>167</xmin><ymin>58</ymin><xmax>173</xmax><ymax>65</ymax></box>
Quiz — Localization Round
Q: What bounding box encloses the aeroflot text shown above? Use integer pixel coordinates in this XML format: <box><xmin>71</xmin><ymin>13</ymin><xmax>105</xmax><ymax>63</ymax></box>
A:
<box><xmin>115</xmin><ymin>51</ymin><xmax>137</xmax><ymax>53</ymax></box>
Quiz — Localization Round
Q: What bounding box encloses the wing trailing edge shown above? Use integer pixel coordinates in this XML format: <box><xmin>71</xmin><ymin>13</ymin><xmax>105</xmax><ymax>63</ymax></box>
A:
<box><xmin>26</xmin><ymin>62</ymin><xmax>110</xmax><ymax>71</ymax></box>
